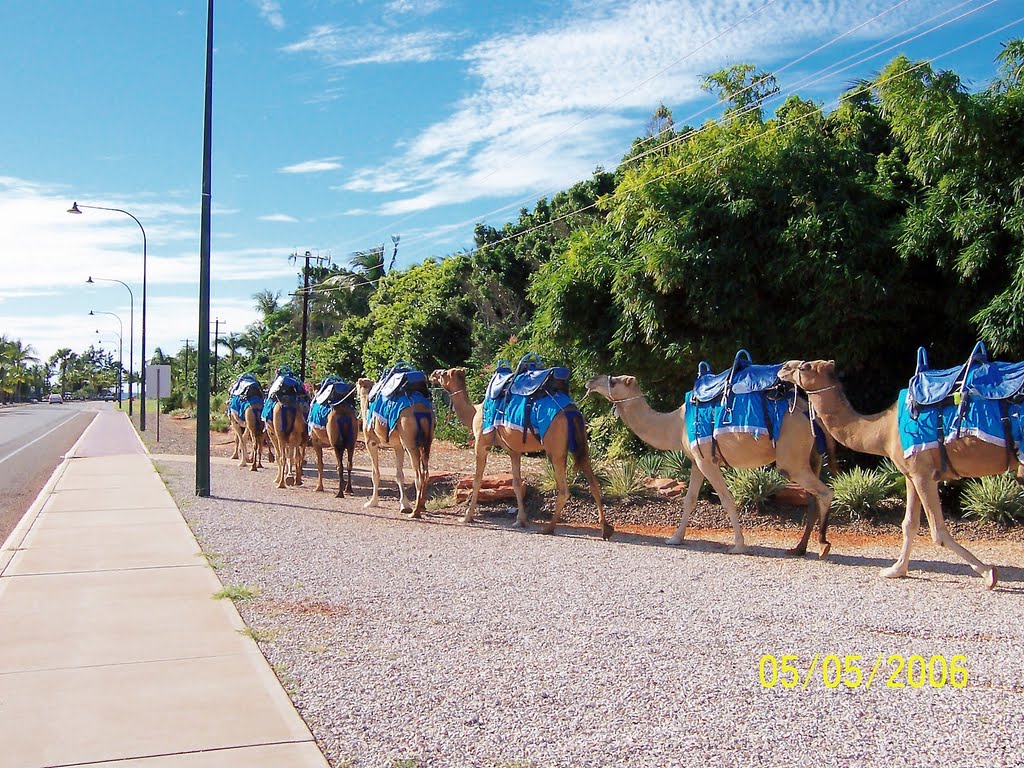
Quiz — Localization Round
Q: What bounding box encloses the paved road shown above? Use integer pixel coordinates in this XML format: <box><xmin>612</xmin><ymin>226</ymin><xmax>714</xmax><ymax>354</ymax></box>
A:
<box><xmin>0</xmin><ymin>402</ymin><xmax>98</xmax><ymax>544</ymax></box>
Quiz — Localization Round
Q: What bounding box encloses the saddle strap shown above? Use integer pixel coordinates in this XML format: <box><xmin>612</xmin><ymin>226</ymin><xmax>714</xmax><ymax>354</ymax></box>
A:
<box><xmin>1000</xmin><ymin>400</ymin><xmax>1016</xmax><ymax>472</ymax></box>
<box><xmin>936</xmin><ymin>409</ymin><xmax>960</xmax><ymax>480</ymax></box>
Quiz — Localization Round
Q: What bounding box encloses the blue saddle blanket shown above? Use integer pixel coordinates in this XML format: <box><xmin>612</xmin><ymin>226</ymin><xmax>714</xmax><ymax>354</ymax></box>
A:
<box><xmin>367</xmin><ymin>391</ymin><xmax>431</xmax><ymax>436</ymax></box>
<box><xmin>482</xmin><ymin>391</ymin><xmax>575</xmax><ymax>441</ymax></box>
<box><xmin>260</xmin><ymin>398</ymin><xmax>275</xmax><ymax>423</ymax></box>
<box><xmin>228</xmin><ymin>394</ymin><xmax>263</xmax><ymax>420</ymax></box>
<box><xmin>684</xmin><ymin>391</ymin><xmax>789</xmax><ymax>449</ymax></box>
<box><xmin>308</xmin><ymin>402</ymin><xmax>331</xmax><ymax>431</ymax></box>
<box><xmin>898</xmin><ymin>388</ymin><xmax>1024</xmax><ymax>460</ymax></box>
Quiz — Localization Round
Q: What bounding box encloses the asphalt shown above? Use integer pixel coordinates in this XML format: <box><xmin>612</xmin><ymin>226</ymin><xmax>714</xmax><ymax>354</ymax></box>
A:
<box><xmin>0</xmin><ymin>409</ymin><xmax>329</xmax><ymax>767</ymax></box>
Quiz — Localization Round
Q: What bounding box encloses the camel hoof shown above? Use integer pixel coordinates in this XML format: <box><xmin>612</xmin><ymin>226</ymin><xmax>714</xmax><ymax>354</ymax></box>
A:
<box><xmin>984</xmin><ymin>565</ymin><xmax>998</xmax><ymax>590</ymax></box>
<box><xmin>665</xmin><ymin>536</ymin><xmax>684</xmax><ymax>546</ymax></box>
<box><xmin>785</xmin><ymin>546</ymin><xmax>806</xmax><ymax>557</ymax></box>
<box><xmin>540</xmin><ymin>523</ymin><xmax>557</xmax><ymax>535</ymax></box>
<box><xmin>363</xmin><ymin>500</ymin><xmax>378</xmax><ymax>509</ymax></box>
<box><xmin>409</xmin><ymin>511</ymin><xmax>422</xmax><ymax>519</ymax></box>
<box><xmin>728</xmin><ymin>544</ymin><xmax>749</xmax><ymax>555</ymax></box>
<box><xmin>511</xmin><ymin>519</ymin><xmax>528</xmax><ymax>529</ymax></box>
<box><xmin>818</xmin><ymin>542</ymin><xmax>831</xmax><ymax>561</ymax></box>
<box><xmin>880</xmin><ymin>564</ymin><xmax>908</xmax><ymax>579</ymax></box>
<box><xmin>461</xmin><ymin>515</ymin><xmax>476</xmax><ymax>524</ymax></box>
<box><xmin>601</xmin><ymin>523</ymin><xmax>614</xmax><ymax>541</ymax></box>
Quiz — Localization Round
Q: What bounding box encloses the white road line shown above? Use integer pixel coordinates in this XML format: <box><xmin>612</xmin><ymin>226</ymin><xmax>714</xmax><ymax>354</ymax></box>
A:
<box><xmin>0</xmin><ymin>412</ymin><xmax>88</xmax><ymax>466</ymax></box>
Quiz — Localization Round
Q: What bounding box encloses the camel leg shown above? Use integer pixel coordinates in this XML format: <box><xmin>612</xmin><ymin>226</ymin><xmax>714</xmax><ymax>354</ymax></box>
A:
<box><xmin>881</xmin><ymin>480</ymin><xmax>921</xmax><ymax>580</ymax></box>
<box><xmin>363</xmin><ymin>440</ymin><xmax>382</xmax><ymax>509</ymax></box>
<box><xmin>464</xmin><ymin>441</ymin><xmax>491</xmax><ymax>524</ymax></box>
<box><xmin>273</xmin><ymin>431</ymin><xmax>287</xmax><ymax>489</ymax></box>
<box><xmin>313</xmin><ymin>441</ymin><xmax>325</xmax><ymax>492</ymax></box>
<box><xmin>394</xmin><ymin>446</ymin><xmax>413</xmax><ymax>515</ymax></box>
<box><xmin>576</xmin><ymin>453</ymin><xmax>612</xmax><ymax>540</ymax></box>
<box><xmin>782</xmin><ymin>466</ymin><xmax>834</xmax><ymax>559</ymax></box>
<box><xmin>900</xmin><ymin>477</ymin><xmax>997</xmax><ymax>589</ymax></box>
<box><xmin>230</xmin><ymin>422</ymin><xmax>241</xmax><ymax>461</ymax></box>
<box><xmin>667</xmin><ymin>466</ymin><xmax>705</xmax><ymax>545</ymax></box>
<box><xmin>703</xmin><ymin>464</ymin><xmax>748</xmax><ymax>554</ymax></box>
<box><xmin>332</xmin><ymin>442</ymin><xmax>346</xmax><ymax>498</ymax></box>
<box><xmin>293</xmin><ymin>442</ymin><xmax>305</xmax><ymax>486</ymax></box>
<box><xmin>345</xmin><ymin>443</ymin><xmax>355</xmax><ymax>494</ymax></box>
<box><xmin>509</xmin><ymin>451</ymin><xmax>529</xmax><ymax>529</ymax></box>
<box><xmin>541</xmin><ymin>455</ymin><xmax>569</xmax><ymax>536</ymax></box>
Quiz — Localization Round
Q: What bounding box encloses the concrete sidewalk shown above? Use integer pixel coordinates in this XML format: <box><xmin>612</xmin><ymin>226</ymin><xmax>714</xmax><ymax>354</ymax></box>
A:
<box><xmin>0</xmin><ymin>410</ymin><xmax>329</xmax><ymax>767</ymax></box>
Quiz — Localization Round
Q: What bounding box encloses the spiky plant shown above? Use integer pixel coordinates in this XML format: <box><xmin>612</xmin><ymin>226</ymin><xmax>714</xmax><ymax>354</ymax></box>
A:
<box><xmin>831</xmin><ymin>467</ymin><xmax>891</xmax><ymax>520</ymax></box>
<box><xmin>661</xmin><ymin>450</ymin><xmax>691</xmax><ymax>482</ymax></box>
<box><xmin>723</xmin><ymin>466</ymin><xmax>787</xmax><ymax>512</ymax></box>
<box><xmin>601</xmin><ymin>458</ymin><xmax>647</xmax><ymax>499</ymax></box>
<box><xmin>637</xmin><ymin>452</ymin><xmax>664</xmax><ymax>478</ymax></box>
<box><xmin>960</xmin><ymin>474</ymin><xmax>1024</xmax><ymax>526</ymax></box>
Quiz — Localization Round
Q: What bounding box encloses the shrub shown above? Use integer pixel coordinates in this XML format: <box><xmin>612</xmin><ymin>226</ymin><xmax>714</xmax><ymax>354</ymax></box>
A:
<box><xmin>960</xmin><ymin>474</ymin><xmax>1024</xmax><ymax>526</ymax></box>
<box><xmin>637</xmin><ymin>452</ymin><xmax>664</xmax><ymax>478</ymax></box>
<box><xmin>431</xmin><ymin>390</ymin><xmax>472</xmax><ymax>447</ymax></box>
<box><xmin>661</xmin><ymin>451</ymin><xmax>691</xmax><ymax>482</ymax></box>
<box><xmin>723</xmin><ymin>466</ymin><xmax>787</xmax><ymax>512</ymax></box>
<box><xmin>831</xmin><ymin>467</ymin><xmax>891</xmax><ymax>520</ymax></box>
<box><xmin>600</xmin><ymin>458</ymin><xmax>647</xmax><ymax>499</ymax></box>
<box><xmin>878</xmin><ymin>458</ymin><xmax>907</xmax><ymax>497</ymax></box>
<box><xmin>539</xmin><ymin>456</ymin><xmax>579</xmax><ymax>494</ymax></box>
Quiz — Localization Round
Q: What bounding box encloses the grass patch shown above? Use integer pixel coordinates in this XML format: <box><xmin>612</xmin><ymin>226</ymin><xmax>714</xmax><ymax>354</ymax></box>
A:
<box><xmin>425</xmin><ymin>491</ymin><xmax>456</xmax><ymax>512</ymax></box>
<box><xmin>197</xmin><ymin>551</ymin><xmax>223</xmax><ymax>569</ymax></box>
<box><xmin>240</xmin><ymin>626</ymin><xmax>279</xmax><ymax>643</ymax></box>
<box><xmin>601</xmin><ymin>458</ymin><xmax>647</xmax><ymax>499</ymax></box>
<box><xmin>392</xmin><ymin>760</ymin><xmax>420</xmax><ymax>768</ymax></box>
<box><xmin>723</xmin><ymin>466</ymin><xmax>786</xmax><ymax>512</ymax></box>
<box><xmin>213</xmin><ymin>584</ymin><xmax>259</xmax><ymax>601</ymax></box>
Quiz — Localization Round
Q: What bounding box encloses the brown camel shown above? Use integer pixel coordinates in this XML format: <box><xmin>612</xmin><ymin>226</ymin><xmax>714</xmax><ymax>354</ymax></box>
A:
<box><xmin>778</xmin><ymin>359</ymin><xmax>1000</xmax><ymax>589</ymax></box>
<box><xmin>431</xmin><ymin>368</ymin><xmax>612</xmax><ymax>540</ymax></box>
<box><xmin>356</xmin><ymin>377</ymin><xmax>434</xmax><ymax>518</ymax></box>
<box><xmin>585</xmin><ymin>374</ymin><xmax>832</xmax><ymax>556</ymax></box>
<box><xmin>308</xmin><ymin>402</ymin><xmax>358</xmax><ymax>498</ymax></box>
<box><xmin>228</xmin><ymin>400</ymin><xmax>272</xmax><ymax>471</ymax></box>
<box><xmin>269</xmin><ymin>399</ymin><xmax>307</xmax><ymax>489</ymax></box>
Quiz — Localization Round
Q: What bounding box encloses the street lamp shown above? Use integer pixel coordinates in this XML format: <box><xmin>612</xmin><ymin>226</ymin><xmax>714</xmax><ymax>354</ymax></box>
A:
<box><xmin>85</xmin><ymin>276</ymin><xmax>134</xmax><ymax>417</ymax></box>
<box><xmin>70</xmin><ymin>202</ymin><xmax>148</xmax><ymax>431</ymax></box>
<box><xmin>90</xmin><ymin>310</ymin><xmax>124</xmax><ymax>408</ymax></box>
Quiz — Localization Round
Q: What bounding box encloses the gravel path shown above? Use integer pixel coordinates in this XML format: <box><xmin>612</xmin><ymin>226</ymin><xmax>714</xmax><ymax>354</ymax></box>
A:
<box><xmin>156</xmin><ymin>454</ymin><xmax>1024</xmax><ymax>768</ymax></box>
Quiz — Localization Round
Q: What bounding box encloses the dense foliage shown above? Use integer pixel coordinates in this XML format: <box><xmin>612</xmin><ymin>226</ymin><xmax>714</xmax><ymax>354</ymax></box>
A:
<box><xmin>148</xmin><ymin>48</ymin><xmax>1024</xmax><ymax>457</ymax></box>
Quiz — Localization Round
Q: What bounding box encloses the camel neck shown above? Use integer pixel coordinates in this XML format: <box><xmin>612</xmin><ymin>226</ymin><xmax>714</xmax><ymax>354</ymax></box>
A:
<box><xmin>614</xmin><ymin>395</ymin><xmax>687</xmax><ymax>452</ymax></box>
<box><xmin>447</xmin><ymin>387</ymin><xmax>479</xmax><ymax>429</ymax></box>
<box><xmin>808</xmin><ymin>385</ymin><xmax>892</xmax><ymax>457</ymax></box>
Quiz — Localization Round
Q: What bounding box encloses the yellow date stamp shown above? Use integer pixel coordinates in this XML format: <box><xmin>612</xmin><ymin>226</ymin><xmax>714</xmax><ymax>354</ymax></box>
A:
<box><xmin>759</xmin><ymin>653</ymin><xmax>968</xmax><ymax>690</ymax></box>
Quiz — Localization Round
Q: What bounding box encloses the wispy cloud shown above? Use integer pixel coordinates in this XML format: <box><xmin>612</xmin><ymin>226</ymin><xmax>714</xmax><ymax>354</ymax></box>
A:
<box><xmin>386</xmin><ymin>0</ymin><xmax>446</xmax><ymax>16</ymax></box>
<box><xmin>254</xmin><ymin>0</ymin><xmax>285</xmax><ymax>30</ymax></box>
<box><xmin>259</xmin><ymin>213</ymin><xmax>299</xmax><ymax>223</ymax></box>
<box><xmin>282</xmin><ymin>25</ymin><xmax>455</xmax><ymax>65</ymax></box>
<box><xmin>279</xmin><ymin>158</ymin><xmax>342</xmax><ymax>174</ymax></box>
<box><xmin>329</xmin><ymin>0</ymin><xmax>936</xmax><ymax>217</ymax></box>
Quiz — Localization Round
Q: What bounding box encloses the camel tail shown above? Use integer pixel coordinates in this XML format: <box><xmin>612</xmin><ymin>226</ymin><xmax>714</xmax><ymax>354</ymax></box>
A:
<box><xmin>567</xmin><ymin>408</ymin><xmax>589</xmax><ymax>465</ymax></box>
<box><xmin>334</xmin><ymin>406</ymin><xmax>357</xmax><ymax>451</ymax></box>
<box><xmin>414</xmin><ymin>410</ymin><xmax>434</xmax><ymax>451</ymax></box>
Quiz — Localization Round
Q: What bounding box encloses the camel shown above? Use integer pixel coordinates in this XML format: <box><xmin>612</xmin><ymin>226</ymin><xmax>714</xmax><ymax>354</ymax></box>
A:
<box><xmin>431</xmin><ymin>367</ymin><xmax>612</xmax><ymax>540</ymax></box>
<box><xmin>308</xmin><ymin>397</ymin><xmax>358</xmax><ymax>498</ymax></box>
<box><xmin>584</xmin><ymin>374</ymin><xmax>833</xmax><ymax>556</ymax></box>
<box><xmin>777</xmin><ymin>359</ymin><xmax>1001</xmax><ymax>589</ymax></box>
<box><xmin>356</xmin><ymin>377</ymin><xmax>434</xmax><ymax>518</ymax></box>
<box><xmin>269</xmin><ymin>398</ymin><xmax>307</xmax><ymax>489</ymax></box>
<box><xmin>228</xmin><ymin>399</ymin><xmax>272</xmax><ymax>471</ymax></box>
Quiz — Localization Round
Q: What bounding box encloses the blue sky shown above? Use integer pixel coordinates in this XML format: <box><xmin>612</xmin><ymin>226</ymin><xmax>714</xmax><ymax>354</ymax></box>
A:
<box><xmin>1</xmin><ymin>0</ymin><xmax>1020</xmax><ymax>367</ymax></box>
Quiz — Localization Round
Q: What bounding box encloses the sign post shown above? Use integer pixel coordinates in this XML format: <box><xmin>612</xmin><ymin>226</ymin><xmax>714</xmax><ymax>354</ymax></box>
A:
<box><xmin>146</xmin><ymin>365</ymin><xmax>172</xmax><ymax>443</ymax></box>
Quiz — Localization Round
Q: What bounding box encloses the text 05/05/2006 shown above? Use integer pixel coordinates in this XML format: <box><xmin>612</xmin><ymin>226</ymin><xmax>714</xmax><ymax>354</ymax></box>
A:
<box><xmin>758</xmin><ymin>653</ymin><xmax>968</xmax><ymax>691</ymax></box>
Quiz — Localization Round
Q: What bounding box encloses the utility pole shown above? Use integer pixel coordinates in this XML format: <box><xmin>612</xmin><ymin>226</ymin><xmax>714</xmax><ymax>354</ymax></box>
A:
<box><xmin>289</xmin><ymin>250</ymin><xmax>330</xmax><ymax>383</ymax></box>
<box><xmin>212</xmin><ymin>318</ymin><xmax>221</xmax><ymax>392</ymax></box>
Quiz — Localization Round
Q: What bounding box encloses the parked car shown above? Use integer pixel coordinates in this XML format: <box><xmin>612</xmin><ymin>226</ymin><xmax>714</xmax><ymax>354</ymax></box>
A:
<box><xmin>47</xmin><ymin>393</ymin><xmax>63</xmax><ymax>404</ymax></box>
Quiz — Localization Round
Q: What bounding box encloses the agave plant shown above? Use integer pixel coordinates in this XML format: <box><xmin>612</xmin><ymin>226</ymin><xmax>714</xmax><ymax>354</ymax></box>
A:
<box><xmin>723</xmin><ymin>466</ymin><xmax>787</xmax><ymax>512</ymax></box>
<box><xmin>831</xmin><ymin>467</ymin><xmax>891</xmax><ymax>520</ymax></box>
<box><xmin>601</xmin><ymin>458</ymin><xmax>646</xmax><ymax>499</ymax></box>
<box><xmin>960</xmin><ymin>474</ymin><xmax>1024</xmax><ymax>526</ymax></box>
<box><xmin>637</xmin><ymin>452</ymin><xmax>664</xmax><ymax>478</ymax></box>
<box><xmin>661</xmin><ymin>450</ymin><xmax>691</xmax><ymax>482</ymax></box>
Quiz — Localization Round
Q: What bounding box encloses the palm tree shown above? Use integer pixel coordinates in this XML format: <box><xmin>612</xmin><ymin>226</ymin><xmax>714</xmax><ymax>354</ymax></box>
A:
<box><xmin>4</xmin><ymin>340</ymin><xmax>38</xmax><ymax>402</ymax></box>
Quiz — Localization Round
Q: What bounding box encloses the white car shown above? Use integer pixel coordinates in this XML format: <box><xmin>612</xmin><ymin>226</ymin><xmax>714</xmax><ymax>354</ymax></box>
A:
<box><xmin>47</xmin><ymin>394</ymin><xmax>63</xmax><ymax>404</ymax></box>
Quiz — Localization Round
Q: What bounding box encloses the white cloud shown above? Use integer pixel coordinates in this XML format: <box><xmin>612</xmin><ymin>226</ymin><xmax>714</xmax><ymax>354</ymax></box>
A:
<box><xmin>328</xmin><ymin>0</ymin><xmax>936</xmax><ymax>216</ymax></box>
<box><xmin>279</xmin><ymin>158</ymin><xmax>343</xmax><ymax>174</ymax></box>
<box><xmin>282</xmin><ymin>25</ymin><xmax>455</xmax><ymax>65</ymax></box>
<box><xmin>255</xmin><ymin>0</ymin><xmax>285</xmax><ymax>30</ymax></box>
<box><xmin>259</xmin><ymin>213</ymin><xmax>299</xmax><ymax>223</ymax></box>
<box><xmin>386</xmin><ymin>0</ymin><xmax>446</xmax><ymax>15</ymax></box>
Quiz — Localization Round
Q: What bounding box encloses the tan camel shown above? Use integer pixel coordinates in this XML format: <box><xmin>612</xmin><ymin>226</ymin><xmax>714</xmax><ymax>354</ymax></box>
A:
<box><xmin>585</xmin><ymin>375</ymin><xmax>832</xmax><ymax>556</ymax></box>
<box><xmin>269</xmin><ymin>399</ymin><xmax>307</xmax><ymax>489</ymax></box>
<box><xmin>227</xmin><ymin>400</ymin><xmax>272</xmax><ymax>471</ymax></box>
<box><xmin>430</xmin><ymin>368</ymin><xmax>612</xmax><ymax>540</ymax></box>
<box><xmin>778</xmin><ymin>360</ymin><xmax>1000</xmax><ymax>589</ymax></box>
<box><xmin>308</xmin><ymin>402</ymin><xmax>358</xmax><ymax>498</ymax></box>
<box><xmin>356</xmin><ymin>377</ymin><xmax>434</xmax><ymax>518</ymax></box>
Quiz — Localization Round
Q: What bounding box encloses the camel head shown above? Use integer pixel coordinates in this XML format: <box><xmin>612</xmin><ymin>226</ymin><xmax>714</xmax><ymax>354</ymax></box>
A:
<box><xmin>778</xmin><ymin>360</ymin><xmax>838</xmax><ymax>393</ymax></box>
<box><xmin>429</xmin><ymin>367</ymin><xmax>466</xmax><ymax>393</ymax></box>
<box><xmin>584</xmin><ymin>374</ymin><xmax>641</xmax><ymax>403</ymax></box>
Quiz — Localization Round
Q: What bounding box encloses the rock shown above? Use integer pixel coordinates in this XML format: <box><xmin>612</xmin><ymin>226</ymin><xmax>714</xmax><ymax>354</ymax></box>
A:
<box><xmin>646</xmin><ymin>477</ymin><xmax>687</xmax><ymax>498</ymax></box>
<box><xmin>454</xmin><ymin>473</ymin><xmax>517</xmax><ymax>502</ymax></box>
<box><xmin>773</xmin><ymin>483</ymin><xmax>810</xmax><ymax>506</ymax></box>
